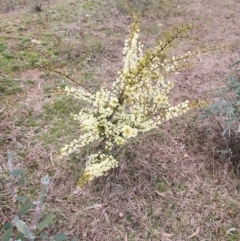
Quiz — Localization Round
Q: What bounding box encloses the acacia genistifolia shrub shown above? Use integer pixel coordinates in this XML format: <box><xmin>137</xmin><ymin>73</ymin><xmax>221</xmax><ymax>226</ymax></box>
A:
<box><xmin>59</xmin><ymin>15</ymin><xmax>211</xmax><ymax>187</ymax></box>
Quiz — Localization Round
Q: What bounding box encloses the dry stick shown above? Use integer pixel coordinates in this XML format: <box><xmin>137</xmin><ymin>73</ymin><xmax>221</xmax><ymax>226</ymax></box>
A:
<box><xmin>35</xmin><ymin>62</ymin><xmax>93</xmax><ymax>95</ymax></box>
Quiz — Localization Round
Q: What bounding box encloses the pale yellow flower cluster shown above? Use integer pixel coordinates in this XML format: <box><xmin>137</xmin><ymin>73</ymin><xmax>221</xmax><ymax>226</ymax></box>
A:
<box><xmin>60</xmin><ymin>17</ymin><xmax>201</xmax><ymax>186</ymax></box>
<box><xmin>64</xmin><ymin>86</ymin><xmax>94</xmax><ymax>102</ymax></box>
<box><xmin>76</xmin><ymin>153</ymin><xmax>118</xmax><ymax>187</ymax></box>
<box><xmin>84</xmin><ymin>153</ymin><xmax>118</xmax><ymax>181</ymax></box>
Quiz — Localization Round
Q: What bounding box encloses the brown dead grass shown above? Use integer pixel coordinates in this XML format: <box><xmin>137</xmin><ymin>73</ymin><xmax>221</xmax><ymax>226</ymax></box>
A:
<box><xmin>1</xmin><ymin>0</ymin><xmax>240</xmax><ymax>240</ymax></box>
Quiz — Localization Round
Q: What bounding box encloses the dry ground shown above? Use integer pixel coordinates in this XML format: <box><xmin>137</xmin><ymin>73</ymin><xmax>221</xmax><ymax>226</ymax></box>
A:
<box><xmin>0</xmin><ymin>0</ymin><xmax>240</xmax><ymax>240</ymax></box>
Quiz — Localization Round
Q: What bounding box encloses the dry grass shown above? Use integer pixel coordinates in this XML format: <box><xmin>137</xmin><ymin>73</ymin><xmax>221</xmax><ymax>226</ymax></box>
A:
<box><xmin>1</xmin><ymin>0</ymin><xmax>240</xmax><ymax>240</ymax></box>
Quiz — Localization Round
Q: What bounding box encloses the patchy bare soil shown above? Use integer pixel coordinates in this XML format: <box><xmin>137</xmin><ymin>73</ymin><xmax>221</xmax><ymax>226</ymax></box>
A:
<box><xmin>0</xmin><ymin>0</ymin><xmax>240</xmax><ymax>240</ymax></box>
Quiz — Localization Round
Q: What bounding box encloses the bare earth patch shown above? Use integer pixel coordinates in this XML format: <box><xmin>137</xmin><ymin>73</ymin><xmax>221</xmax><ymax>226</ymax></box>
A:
<box><xmin>0</xmin><ymin>0</ymin><xmax>240</xmax><ymax>240</ymax></box>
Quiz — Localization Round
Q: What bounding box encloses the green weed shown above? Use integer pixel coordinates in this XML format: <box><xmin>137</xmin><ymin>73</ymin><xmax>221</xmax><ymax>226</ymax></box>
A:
<box><xmin>0</xmin><ymin>77</ymin><xmax>22</xmax><ymax>94</ymax></box>
<box><xmin>81</xmin><ymin>1</ymin><xmax>95</xmax><ymax>10</ymax></box>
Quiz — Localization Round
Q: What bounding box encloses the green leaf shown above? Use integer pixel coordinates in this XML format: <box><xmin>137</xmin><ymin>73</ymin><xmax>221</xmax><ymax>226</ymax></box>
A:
<box><xmin>9</xmin><ymin>186</ymin><xmax>14</xmax><ymax>196</ymax></box>
<box><xmin>2</xmin><ymin>222</ymin><xmax>13</xmax><ymax>230</ymax></box>
<box><xmin>15</xmin><ymin>196</ymin><xmax>28</xmax><ymax>202</ymax></box>
<box><xmin>54</xmin><ymin>233</ymin><xmax>68</xmax><ymax>241</ymax></box>
<box><xmin>39</xmin><ymin>231</ymin><xmax>47</xmax><ymax>238</ymax></box>
<box><xmin>13</xmin><ymin>216</ymin><xmax>36</xmax><ymax>239</ymax></box>
<box><xmin>17</xmin><ymin>175</ymin><xmax>25</xmax><ymax>185</ymax></box>
<box><xmin>7</xmin><ymin>152</ymin><xmax>12</xmax><ymax>160</ymax></box>
<box><xmin>17</xmin><ymin>202</ymin><xmax>34</xmax><ymax>216</ymax></box>
<box><xmin>2</xmin><ymin>228</ymin><xmax>13</xmax><ymax>241</ymax></box>
<box><xmin>71</xmin><ymin>236</ymin><xmax>78</xmax><ymax>241</ymax></box>
<box><xmin>41</xmin><ymin>174</ymin><xmax>50</xmax><ymax>185</ymax></box>
<box><xmin>7</xmin><ymin>153</ymin><xmax>12</xmax><ymax>166</ymax></box>
<box><xmin>36</xmin><ymin>213</ymin><xmax>55</xmax><ymax>231</ymax></box>
<box><xmin>25</xmin><ymin>229</ymin><xmax>36</xmax><ymax>240</ymax></box>
<box><xmin>42</xmin><ymin>184</ymin><xmax>48</xmax><ymax>193</ymax></box>
<box><xmin>38</xmin><ymin>185</ymin><xmax>47</xmax><ymax>202</ymax></box>
<box><xmin>8</xmin><ymin>169</ymin><xmax>23</xmax><ymax>177</ymax></box>
<box><xmin>15</xmin><ymin>232</ymin><xmax>25</xmax><ymax>241</ymax></box>
<box><xmin>13</xmin><ymin>217</ymin><xmax>28</xmax><ymax>234</ymax></box>
<box><xmin>231</xmin><ymin>60</ymin><xmax>240</xmax><ymax>67</ymax></box>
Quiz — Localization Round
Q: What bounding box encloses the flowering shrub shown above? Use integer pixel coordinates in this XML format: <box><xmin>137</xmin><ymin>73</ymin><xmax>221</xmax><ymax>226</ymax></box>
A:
<box><xmin>59</xmin><ymin>15</ymin><xmax>207</xmax><ymax>187</ymax></box>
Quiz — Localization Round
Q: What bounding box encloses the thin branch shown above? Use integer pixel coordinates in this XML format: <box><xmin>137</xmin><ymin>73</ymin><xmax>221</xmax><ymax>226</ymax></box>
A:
<box><xmin>36</xmin><ymin>62</ymin><xmax>93</xmax><ymax>95</ymax></box>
